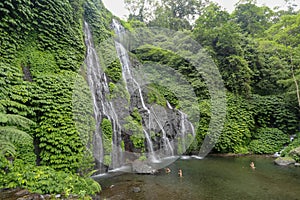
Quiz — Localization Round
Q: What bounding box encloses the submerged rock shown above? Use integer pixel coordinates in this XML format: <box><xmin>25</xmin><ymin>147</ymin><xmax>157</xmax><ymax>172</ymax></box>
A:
<box><xmin>274</xmin><ymin>157</ymin><xmax>296</xmax><ymax>166</ymax></box>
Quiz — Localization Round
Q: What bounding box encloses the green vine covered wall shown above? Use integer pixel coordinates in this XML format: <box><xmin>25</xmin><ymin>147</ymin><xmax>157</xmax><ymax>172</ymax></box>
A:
<box><xmin>0</xmin><ymin>0</ymin><xmax>113</xmax><ymax>196</ymax></box>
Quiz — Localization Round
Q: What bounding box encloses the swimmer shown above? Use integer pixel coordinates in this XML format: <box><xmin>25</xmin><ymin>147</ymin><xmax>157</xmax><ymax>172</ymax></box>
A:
<box><xmin>165</xmin><ymin>167</ymin><xmax>171</xmax><ymax>174</ymax></box>
<box><xmin>178</xmin><ymin>169</ymin><xmax>183</xmax><ymax>177</ymax></box>
<box><xmin>250</xmin><ymin>161</ymin><xmax>256</xmax><ymax>169</ymax></box>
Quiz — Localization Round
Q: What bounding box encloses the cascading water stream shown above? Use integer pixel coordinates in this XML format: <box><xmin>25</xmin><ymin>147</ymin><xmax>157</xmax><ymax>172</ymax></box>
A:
<box><xmin>150</xmin><ymin>107</ymin><xmax>174</xmax><ymax>156</ymax></box>
<box><xmin>178</xmin><ymin>110</ymin><xmax>196</xmax><ymax>154</ymax></box>
<box><xmin>112</xmin><ymin>20</ymin><xmax>174</xmax><ymax>161</ymax></box>
<box><xmin>84</xmin><ymin>21</ymin><xmax>123</xmax><ymax>170</ymax></box>
<box><xmin>84</xmin><ymin>21</ymin><xmax>104</xmax><ymax>166</ymax></box>
<box><xmin>179</xmin><ymin>111</ymin><xmax>187</xmax><ymax>153</ymax></box>
<box><xmin>113</xmin><ymin>35</ymin><xmax>159</xmax><ymax>161</ymax></box>
<box><xmin>166</xmin><ymin>101</ymin><xmax>173</xmax><ymax>110</ymax></box>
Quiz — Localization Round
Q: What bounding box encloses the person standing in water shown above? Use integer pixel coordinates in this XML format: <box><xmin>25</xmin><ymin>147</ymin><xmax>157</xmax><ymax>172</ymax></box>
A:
<box><xmin>165</xmin><ymin>168</ymin><xmax>171</xmax><ymax>174</ymax></box>
<box><xmin>250</xmin><ymin>161</ymin><xmax>256</xmax><ymax>169</ymax></box>
<box><xmin>178</xmin><ymin>169</ymin><xmax>183</xmax><ymax>177</ymax></box>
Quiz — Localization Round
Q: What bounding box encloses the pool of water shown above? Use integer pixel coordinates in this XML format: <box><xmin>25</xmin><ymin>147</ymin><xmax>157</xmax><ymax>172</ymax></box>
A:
<box><xmin>97</xmin><ymin>156</ymin><xmax>300</xmax><ymax>200</ymax></box>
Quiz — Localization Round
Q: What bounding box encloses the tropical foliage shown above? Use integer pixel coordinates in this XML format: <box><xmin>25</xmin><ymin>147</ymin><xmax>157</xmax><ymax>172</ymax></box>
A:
<box><xmin>0</xmin><ymin>0</ymin><xmax>111</xmax><ymax>197</ymax></box>
<box><xmin>125</xmin><ymin>0</ymin><xmax>300</xmax><ymax>155</ymax></box>
<box><xmin>0</xmin><ymin>0</ymin><xmax>300</xmax><ymax>197</ymax></box>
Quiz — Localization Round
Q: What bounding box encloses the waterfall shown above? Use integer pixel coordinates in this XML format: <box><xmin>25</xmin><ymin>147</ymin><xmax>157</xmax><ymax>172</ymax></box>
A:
<box><xmin>84</xmin><ymin>21</ymin><xmax>104</xmax><ymax>167</ymax></box>
<box><xmin>112</xmin><ymin>20</ymin><xmax>177</xmax><ymax>161</ymax></box>
<box><xmin>84</xmin><ymin>21</ymin><xmax>123</xmax><ymax>170</ymax></box>
<box><xmin>113</xmin><ymin>29</ymin><xmax>158</xmax><ymax>161</ymax></box>
<box><xmin>178</xmin><ymin>110</ymin><xmax>195</xmax><ymax>154</ymax></box>
<box><xmin>83</xmin><ymin>19</ymin><xmax>197</xmax><ymax>173</ymax></box>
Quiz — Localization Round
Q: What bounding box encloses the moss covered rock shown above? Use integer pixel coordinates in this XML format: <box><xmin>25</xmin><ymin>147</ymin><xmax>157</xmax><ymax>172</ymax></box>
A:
<box><xmin>289</xmin><ymin>146</ymin><xmax>300</xmax><ymax>156</ymax></box>
<box><xmin>274</xmin><ymin>157</ymin><xmax>296</xmax><ymax>166</ymax></box>
<box><xmin>288</xmin><ymin>146</ymin><xmax>300</xmax><ymax>162</ymax></box>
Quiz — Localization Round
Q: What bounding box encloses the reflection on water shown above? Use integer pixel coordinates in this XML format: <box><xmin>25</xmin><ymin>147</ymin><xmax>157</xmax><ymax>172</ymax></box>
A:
<box><xmin>97</xmin><ymin>156</ymin><xmax>300</xmax><ymax>200</ymax></box>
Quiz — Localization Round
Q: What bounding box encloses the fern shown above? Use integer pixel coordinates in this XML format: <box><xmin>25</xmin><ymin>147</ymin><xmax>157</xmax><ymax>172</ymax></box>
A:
<box><xmin>0</xmin><ymin>126</ymin><xmax>32</xmax><ymax>142</ymax></box>
<box><xmin>0</xmin><ymin>111</ymin><xmax>34</xmax><ymax>157</ymax></box>
<box><xmin>0</xmin><ymin>140</ymin><xmax>16</xmax><ymax>156</ymax></box>
<box><xmin>0</xmin><ymin>113</ymin><xmax>35</xmax><ymax>129</ymax></box>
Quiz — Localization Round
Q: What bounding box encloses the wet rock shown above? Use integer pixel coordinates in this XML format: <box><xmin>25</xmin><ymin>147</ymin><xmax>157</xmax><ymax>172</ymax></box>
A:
<box><xmin>16</xmin><ymin>189</ymin><xmax>30</xmax><ymax>197</ymax></box>
<box><xmin>94</xmin><ymin>158</ymin><xmax>109</xmax><ymax>175</ymax></box>
<box><xmin>274</xmin><ymin>157</ymin><xmax>296</xmax><ymax>166</ymax></box>
<box><xmin>132</xmin><ymin>187</ymin><xmax>141</xmax><ymax>193</ymax></box>
<box><xmin>42</xmin><ymin>194</ymin><xmax>52</xmax><ymax>200</ymax></box>
<box><xmin>33</xmin><ymin>194</ymin><xmax>42</xmax><ymax>200</ymax></box>
<box><xmin>295</xmin><ymin>163</ymin><xmax>300</xmax><ymax>167</ymax></box>
<box><xmin>289</xmin><ymin>147</ymin><xmax>300</xmax><ymax>157</ymax></box>
<box><xmin>92</xmin><ymin>195</ymin><xmax>101</xmax><ymax>200</ymax></box>
<box><xmin>16</xmin><ymin>194</ymin><xmax>41</xmax><ymax>200</ymax></box>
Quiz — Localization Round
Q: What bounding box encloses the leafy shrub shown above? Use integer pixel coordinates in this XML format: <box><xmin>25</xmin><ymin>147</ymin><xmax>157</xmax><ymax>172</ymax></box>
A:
<box><xmin>108</xmin><ymin>81</ymin><xmax>130</xmax><ymax>101</ymax></box>
<box><xmin>101</xmin><ymin>118</ymin><xmax>113</xmax><ymax>166</ymax></box>
<box><xmin>84</xmin><ymin>0</ymin><xmax>113</xmax><ymax>44</ymax></box>
<box><xmin>104</xmin><ymin>155</ymin><xmax>112</xmax><ymax>166</ymax></box>
<box><xmin>0</xmin><ymin>155</ymin><xmax>10</xmax><ymax>176</ymax></box>
<box><xmin>249</xmin><ymin>128</ymin><xmax>289</xmax><ymax>154</ymax></box>
<box><xmin>132</xmin><ymin>108</ymin><xmax>142</xmax><ymax>123</ymax></box>
<box><xmin>124</xmin><ymin>115</ymin><xmax>144</xmax><ymax>150</ymax></box>
<box><xmin>216</xmin><ymin>120</ymin><xmax>251</xmax><ymax>153</ymax></box>
<box><xmin>105</xmin><ymin>60</ymin><xmax>122</xmax><ymax>82</ymax></box>
<box><xmin>0</xmin><ymin>159</ymin><xmax>100</xmax><ymax>197</ymax></box>
<box><xmin>214</xmin><ymin>94</ymin><xmax>254</xmax><ymax>153</ymax></box>
<box><xmin>250</xmin><ymin>95</ymin><xmax>298</xmax><ymax>135</ymax></box>
<box><xmin>138</xmin><ymin>154</ymin><xmax>147</xmax><ymax>161</ymax></box>
<box><xmin>147</xmin><ymin>85</ymin><xmax>167</xmax><ymax>107</ymax></box>
<box><xmin>147</xmin><ymin>84</ymin><xmax>178</xmax><ymax>108</ymax></box>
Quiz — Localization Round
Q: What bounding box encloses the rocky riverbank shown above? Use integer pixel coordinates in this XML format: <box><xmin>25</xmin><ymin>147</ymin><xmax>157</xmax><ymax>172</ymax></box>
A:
<box><xmin>0</xmin><ymin>188</ymin><xmax>100</xmax><ymax>200</ymax></box>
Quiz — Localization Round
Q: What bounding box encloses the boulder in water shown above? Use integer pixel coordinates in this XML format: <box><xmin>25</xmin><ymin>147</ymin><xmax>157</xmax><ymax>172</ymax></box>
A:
<box><xmin>274</xmin><ymin>157</ymin><xmax>296</xmax><ymax>166</ymax></box>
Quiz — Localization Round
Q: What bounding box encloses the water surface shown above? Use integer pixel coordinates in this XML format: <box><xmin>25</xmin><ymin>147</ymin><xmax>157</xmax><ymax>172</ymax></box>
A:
<box><xmin>98</xmin><ymin>156</ymin><xmax>300</xmax><ymax>200</ymax></box>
